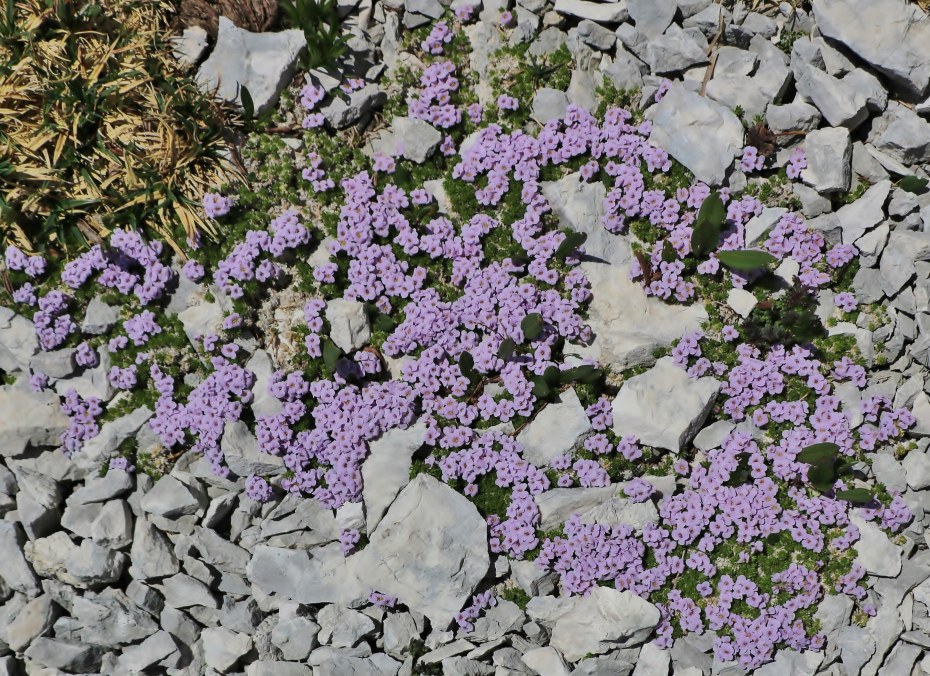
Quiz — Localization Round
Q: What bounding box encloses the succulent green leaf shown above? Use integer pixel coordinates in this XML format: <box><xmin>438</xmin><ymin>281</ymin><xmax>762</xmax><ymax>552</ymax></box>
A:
<box><xmin>796</xmin><ymin>442</ymin><xmax>839</xmax><ymax>465</ymax></box>
<box><xmin>690</xmin><ymin>191</ymin><xmax>725</xmax><ymax>258</ymax></box>
<box><xmin>835</xmin><ymin>488</ymin><xmax>873</xmax><ymax>504</ymax></box>
<box><xmin>716</xmin><ymin>249</ymin><xmax>779</xmax><ymax>271</ymax></box>
<box><xmin>521</xmin><ymin>313</ymin><xmax>544</xmax><ymax>341</ymax></box>
<box><xmin>898</xmin><ymin>175</ymin><xmax>928</xmax><ymax>194</ymax></box>
<box><xmin>554</xmin><ymin>231</ymin><xmax>587</xmax><ymax>260</ymax></box>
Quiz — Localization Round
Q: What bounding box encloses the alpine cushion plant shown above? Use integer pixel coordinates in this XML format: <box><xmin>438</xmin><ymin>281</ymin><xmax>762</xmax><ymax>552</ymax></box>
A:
<box><xmin>0</xmin><ymin>13</ymin><xmax>917</xmax><ymax>671</ymax></box>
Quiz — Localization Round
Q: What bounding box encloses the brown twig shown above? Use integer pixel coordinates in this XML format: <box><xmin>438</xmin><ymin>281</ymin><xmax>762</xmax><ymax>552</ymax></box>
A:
<box><xmin>699</xmin><ymin>4</ymin><xmax>726</xmax><ymax>97</ymax></box>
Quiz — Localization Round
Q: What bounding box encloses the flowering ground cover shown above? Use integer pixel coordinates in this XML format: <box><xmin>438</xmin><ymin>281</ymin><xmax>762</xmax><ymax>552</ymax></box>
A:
<box><xmin>2</xmin><ymin>4</ymin><xmax>929</xmax><ymax>673</ymax></box>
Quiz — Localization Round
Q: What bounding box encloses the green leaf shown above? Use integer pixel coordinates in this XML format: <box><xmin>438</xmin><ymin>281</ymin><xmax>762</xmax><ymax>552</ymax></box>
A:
<box><xmin>796</xmin><ymin>442</ymin><xmax>839</xmax><ymax>465</ymax></box>
<box><xmin>554</xmin><ymin>231</ymin><xmax>587</xmax><ymax>260</ymax></box>
<box><xmin>372</xmin><ymin>314</ymin><xmax>396</xmax><ymax>334</ymax></box>
<box><xmin>835</xmin><ymin>488</ymin><xmax>873</xmax><ymax>504</ymax></box>
<box><xmin>690</xmin><ymin>191</ymin><xmax>725</xmax><ymax>258</ymax></box>
<box><xmin>898</xmin><ymin>175</ymin><xmax>928</xmax><ymax>194</ymax></box>
<box><xmin>497</xmin><ymin>338</ymin><xmax>516</xmax><ymax>361</ymax></box>
<box><xmin>322</xmin><ymin>338</ymin><xmax>342</xmax><ymax>372</ymax></box>
<box><xmin>531</xmin><ymin>376</ymin><xmax>551</xmax><ymax>399</ymax></box>
<box><xmin>561</xmin><ymin>364</ymin><xmax>601</xmax><ymax>384</ymax></box>
<box><xmin>521</xmin><ymin>313</ymin><xmax>544</xmax><ymax>341</ymax></box>
<box><xmin>459</xmin><ymin>351</ymin><xmax>476</xmax><ymax>381</ymax></box>
<box><xmin>716</xmin><ymin>249</ymin><xmax>779</xmax><ymax>271</ymax></box>
<box><xmin>807</xmin><ymin>459</ymin><xmax>836</xmax><ymax>491</ymax></box>
<box><xmin>393</xmin><ymin>165</ymin><xmax>412</xmax><ymax>189</ymax></box>
<box><xmin>240</xmin><ymin>84</ymin><xmax>255</xmax><ymax>122</ymax></box>
<box><xmin>542</xmin><ymin>366</ymin><xmax>561</xmax><ymax>385</ymax></box>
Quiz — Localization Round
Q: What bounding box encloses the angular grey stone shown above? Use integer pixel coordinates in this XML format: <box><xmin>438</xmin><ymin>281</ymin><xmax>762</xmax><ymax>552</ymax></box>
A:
<box><xmin>221</xmin><ymin>420</ymin><xmax>284</xmax><ymax>477</ymax></box>
<box><xmin>128</xmin><ymin>518</ymin><xmax>180</xmax><ymax>580</ymax></box>
<box><xmin>0</xmin><ymin>522</ymin><xmax>40</xmax><ymax>595</ymax></box>
<box><xmin>766</xmin><ymin>101</ymin><xmax>821</xmax><ymax>136</ymax></box>
<box><xmin>189</xmin><ymin>526</ymin><xmax>250</xmax><ymax>575</ymax></box>
<box><xmin>30</xmin><ymin>348</ymin><xmax>75</xmax><ymax>379</ymax></box>
<box><xmin>160</xmin><ymin>572</ymin><xmax>219</xmax><ymax>609</ymax></box>
<box><xmin>611</xmin><ymin>357</ymin><xmax>720</xmax><ymax>453</ymax></box>
<box><xmin>362</xmin><ymin>421</ymin><xmax>425</xmax><ymax>533</ymax></box>
<box><xmin>814</xmin><ymin>0</ymin><xmax>930</xmax><ymax>97</ymax></box>
<box><xmin>406</xmin><ymin>0</ymin><xmax>443</xmax><ymax>17</ymax></box>
<box><xmin>529</xmin><ymin>27</ymin><xmax>568</xmax><ymax>59</ymax></box>
<box><xmin>521</xmin><ymin>647</ymin><xmax>570</xmax><ymax>675</ymax></box>
<box><xmin>322</xmin><ymin>84</ymin><xmax>387</xmax><ymax>129</ymax></box>
<box><xmin>325</xmin><ymin>298</ymin><xmax>371</xmax><ymax>354</ymax></box>
<box><xmin>682</xmin><ymin>2</ymin><xmax>726</xmax><ymax>37</ymax></box>
<box><xmin>880</xmin><ymin>230</ymin><xmax>930</xmax><ymax>297</ymax></box>
<box><xmin>576</xmin><ymin>20</ymin><xmax>616</xmax><ymax>51</ymax></box>
<box><xmin>140</xmin><ymin>475</ymin><xmax>207</xmax><ymax>519</ymax></box>
<box><xmin>850</xmin><ymin>512</ymin><xmax>901</xmax><ymax>577</ymax></box>
<box><xmin>553</xmin><ymin>0</ymin><xmax>628</xmax><ymax>23</ymax></box>
<box><xmin>835</xmin><ymin>179</ymin><xmax>891</xmax><ymax>244</ymax></box>
<box><xmin>73</xmin><ymin>405</ymin><xmax>152</xmax><ymax>475</ymax></box>
<box><xmin>532</xmin><ymin>88</ymin><xmax>570</xmax><ymax>125</ymax></box>
<box><xmin>602</xmin><ymin>47</ymin><xmax>646</xmax><ymax>91</ymax></box>
<box><xmin>171</xmin><ymin>25</ymin><xmax>209</xmax><ymax>68</ymax></box>
<box><xmin>25</xmin><ymin>532</ymin><xmax>125</xmax><ymax>589</ymax></box>
<box><xmin>517</xmin><ymin>387</ymin><xmax>590</xmax><ymax>468</ymax></box>
<box><xmin>90</xmin><ymin>499</ymin><xmax>133</xmax><ymax>549</ymax></box>
<box><xmin>71</xmin><ymin>470</ymin><xmax>134</xmax><ymax>505</ymax></box>
<box><xmin>24</xmin><ymin>637</ymin><xmax>102</xmax><ymax>673</ymax></box>
<box><xmin>72</xmin><ymin>588</ymin><xmax>159</xmax><ymax>647</ymax></box>
<box><xmin>392</xmin><ymin>116</ymin><xmax>442</xmax><ymax>163</ymax></box>
<box><xmin>246</xmin><ymin>663</ymin><xmax>313</xmax><ymax>676</ymax></box>
<box><xmin>0</xmin><ymin>386</ymin><xmax>70</xmax><ymax>457</ymax></box>
<box><xmin>116</xmin><ymin>630</ymin><xmax>179</xmax><ymax>673</ymax></box>
<box><xmin>248</xmin><ymin>542</ymin><xmax>366</xmax><ymax>605</ymax></box>
<box><xmin>318</xmin><ymin>604</ymin><xmax>376</xmax><ymax>648</ymax></box>
<box><xmin>0</xmin><ymin>307</ymin><xmax>38</xmax><ymax>373</ymax></box>
<box><xmin>645</xmin><ymin>84</ymin><xmax>744</xmax><ymax>186</ymax></box>
<box><xmin>540</xmin><ymin>587</ymin><xmax>660</xmax><ymax>662</ymax></box>
<box><xmin>247</xmin><ymin>349</ymin><xmax>283</xmax><ymax>419</ymax></box>
<box><xmin>196</xmin><ymin>17</ymin><xmax>306</xmax><ymax>116</ymax></box>
<box><xmin>272</xmin><ymin>616</ymin><xmax>320</xmax><ymax>660</ymax></box>
<box><xmin>869</xmin><ymin>102</ymin><xmax>930</xmax><ymax>165</ymax></box>
<box><xmin>5</xmin><ymin>593</ymin><xmax>57</xmax><ymax>652</ymax></box>
<box><xmin>903</xmin><ymin>450</ymin><xmax>930</xmax><ymax>490</ymax></box>
<box><xmin>704</xmin><ymin>74</ymin><xmax>772</xmax><ymax>119</ymax></box>
<box><xmin>794</xmin><ymin>60</ymin><xmax>886</xmax><ymax>129</ymax></box>
<box><xmin>646</xmin><ymin>25</ymin><xmax>707</xmax><ymax>74</ymax></box>
<box><xmin>578</xmin><ymin>263</ymin><xmax>708</xmax><ymax>371</ymax></box>
<box><xmin>627</xmin><ymin>0</ymin><xmax>675</xmax><ymax>38</ymax></box>
<box><xmin>203</xmin><ymin>626</ymin><xmax>252</xmax><ymax>672</ymax></box>
<box><xmin>351</xmin><ymin>475</ymin><xmax>490</xmax><ymax>629</ymax></box>
<box><xmin>801</xmin><ymin>126</ymin><xmax>852</xmax><ymax>194</ymax></box>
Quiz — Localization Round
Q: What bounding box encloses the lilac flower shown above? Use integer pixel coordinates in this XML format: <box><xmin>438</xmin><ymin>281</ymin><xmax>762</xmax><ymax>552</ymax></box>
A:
<box><xmin>203</xmin><ymin>192</ymin><xmax>234</xmax><ymax>218</ymax></box>
<box><xmin>339</xmin><ymin>528</ymin><xmax>361</xmax><ymax>556</ymax></box>
<box><xmin>183</xmin><ymin>259</ymin><xmax>205</xmax><ymax>281</ymax></box>
<box><xmin>30</xmin><ymin>371</ymin><xmax>49</xmax><ymax>391</ymax></box>
<box><xmin>245</xmin><ymin>475</ymin><xmax>273</xmax><ymax>502</ymax></box>
<box><xmin>834</xmin><ymin>292</ymin><xmax>858</xmax><ymax>312</ymax></box>
<box><xmin>109</xmin><ymin>457</ymin><xmax>135</xmax><ymax>473</ymax></box>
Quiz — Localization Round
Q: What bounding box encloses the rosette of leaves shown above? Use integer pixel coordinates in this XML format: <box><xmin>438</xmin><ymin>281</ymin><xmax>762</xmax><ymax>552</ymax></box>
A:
<box><xmin>0</xmin><ymin>0</ymin><xmax>240</xmax><ymax>257</ymax></box>
<box><xmin>795</xmin><ymin>442</ymin><xmax>873</xmax><ymax>504</ymax></box>
<box><xmin>742</xmin><ymin>279</ymin><xmax>824</xmax><ymax>349</ymax></box>
<box><xmin>278</xmin><ymin>0</ymin><xmax>347</xmax><ymax>71</ymax></box>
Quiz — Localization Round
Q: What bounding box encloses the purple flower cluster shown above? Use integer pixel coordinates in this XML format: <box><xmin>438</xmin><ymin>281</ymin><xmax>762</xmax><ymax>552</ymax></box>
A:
<box><xmin>786</xmin><ymin>146</ymin><xmax>807</xmax><ymax>179</ymax></box>
<box><xmin>739</xmin><ymin>145</ymin><xmax>765</xmax><ymax>173</ymax></box>
<box><xmin>408</xmin><ymin>61</ymin><xmax>462</xmax><ymax>129</ymax></box>
<box><xmin>33</xmin><ymin>290</ymin><xmax>76</xmax><ymax>350</ymax></box>
<box><xmin>4</xmin><ymin>245</ymin><xmax>46</xmax><ymax>278</ymax></box>
<box><xmin>455</xmin><ymin>590</ymin><xmax>497</xmax><ymax>632</ymax></box>
<box><xmin>203</xmin><ymin>192</ymin><xmax>234</xmax><ymax>218</ymax></box>
<box><xmin>421</xmin><ymin>21</ymin><xmax>453</xmax><ymax>54</ymax></box>
<box><xmin>213</xmin><ymin>208</ymin><xmax>309</xmax><ymax>298</ymax></box>
<box><xmin>60</xmin><ymin>389</ymin><xmax>104</xmax><ymax>457</ymax></box>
